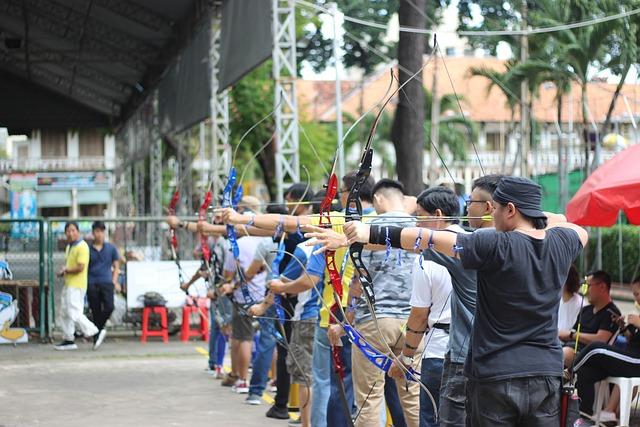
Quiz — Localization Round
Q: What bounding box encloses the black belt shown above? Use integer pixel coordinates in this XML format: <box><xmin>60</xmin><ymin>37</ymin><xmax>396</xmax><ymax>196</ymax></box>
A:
<box><xmin>433</xmin><ymin>323</ymin><xmax>450</xmax><ymax>334</ymax></box>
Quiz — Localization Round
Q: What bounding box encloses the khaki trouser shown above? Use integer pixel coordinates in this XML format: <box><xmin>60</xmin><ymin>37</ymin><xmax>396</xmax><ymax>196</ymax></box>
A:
<box><xmin>352</xmin><ymin>317</ymin><xmax>422</xmax><ymax>427</ymax></box>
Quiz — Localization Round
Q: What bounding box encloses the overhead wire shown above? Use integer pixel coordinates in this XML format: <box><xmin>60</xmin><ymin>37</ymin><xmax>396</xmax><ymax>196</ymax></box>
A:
<box><xmin>295</xmin><ymin>0</ymin><xmax>640</xmax><ymax>37</ymax></box>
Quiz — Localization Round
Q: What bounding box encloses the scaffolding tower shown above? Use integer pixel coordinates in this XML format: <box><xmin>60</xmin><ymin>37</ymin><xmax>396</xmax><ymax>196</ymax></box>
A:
<box><xmin>272</xmin><ymin>0</ymin><xmax>300</xmax><ymax>202</ymax></box>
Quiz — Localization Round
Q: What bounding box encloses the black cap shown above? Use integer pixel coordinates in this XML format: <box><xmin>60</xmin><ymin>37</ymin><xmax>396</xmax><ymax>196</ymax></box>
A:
<box><xmin>492</xmin><ymin>177</ymin><xmax>545</xmax><ymax>219</ymax></box>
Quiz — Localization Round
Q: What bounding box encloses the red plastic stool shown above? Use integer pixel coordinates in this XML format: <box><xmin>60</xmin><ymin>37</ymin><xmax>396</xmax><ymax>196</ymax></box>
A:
<box><xmin>141</xmin><ymin>306</ymin><xmax>169</xmax><ymax>343</ymax></box>
<box><xmin>180</xmin><ymin>304</ymin><xmax>209</xmax><ymax>342</ymax></box>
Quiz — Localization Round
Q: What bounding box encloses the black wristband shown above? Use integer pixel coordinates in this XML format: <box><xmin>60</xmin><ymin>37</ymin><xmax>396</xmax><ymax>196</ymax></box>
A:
<box><xmin>369</xmin><ymin>225</ymin><xmax>403</xmax><ymax>248</ymax></box>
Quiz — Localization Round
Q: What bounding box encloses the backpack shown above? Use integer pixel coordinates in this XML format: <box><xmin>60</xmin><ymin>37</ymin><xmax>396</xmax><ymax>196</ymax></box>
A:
<box><xmin>138</xmin><ymin>292</ymin><xmax>167</xmax><ymax>307</ymax></box>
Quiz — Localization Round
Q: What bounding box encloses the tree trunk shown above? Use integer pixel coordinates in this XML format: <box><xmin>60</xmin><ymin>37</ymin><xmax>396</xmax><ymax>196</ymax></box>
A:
<box><xmin>581</xmin><ymin>83</ymin><xmax>590</xmax><ymax>178</ymax></box>
<box><xmin>602</xmin><ymin>61</ymin><xmax>631</xmax><ymax>135</ymax></box>
<box><xmin>257</xmin><ymin>136</ymin><xmax>278</xmax><ymax>201</ymax></box>
<box><xmin>391</xmin><ymin>0</ymin><xmax>427</xmax><ymax>195</ymax></box>
<box><xmin>556</xmin><ymin>93</ymin><xmax>566</xmax><ymax>211</ymax></box>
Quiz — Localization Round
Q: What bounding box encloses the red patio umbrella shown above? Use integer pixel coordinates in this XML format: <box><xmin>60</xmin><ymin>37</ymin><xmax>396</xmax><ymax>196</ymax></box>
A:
<box><xmin>566</xmin><ymin>144</ymin><xmax>640</xmax><ymax>226</ymax></box>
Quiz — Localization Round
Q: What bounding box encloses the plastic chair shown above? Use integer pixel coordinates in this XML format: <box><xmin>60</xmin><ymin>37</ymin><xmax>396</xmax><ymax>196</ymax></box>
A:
<box><xmin>594</xmin><ymin>376</ymin><xmax>640</xmax><ymax>426</ymax></box>
<box><xmin>141</xmin><ymin>306</ymin><xmax>169</xmax><ymax>343</ymax></box>
<box><xmin>180</xmin><ymin>304</ymin><xmax>209</xmax><ymax>342</ymax></box>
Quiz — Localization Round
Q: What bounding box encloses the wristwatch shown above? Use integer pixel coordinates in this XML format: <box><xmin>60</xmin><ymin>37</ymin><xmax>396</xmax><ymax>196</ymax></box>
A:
<box><xmin>569</xmin><ymin>329</ymin><xmax>576</xmax><ymax>340</ymax></box>
<box><xmin>399</xmin><ymin>353</ymin><xmax>414</xmax><ymax>365</ymax></box>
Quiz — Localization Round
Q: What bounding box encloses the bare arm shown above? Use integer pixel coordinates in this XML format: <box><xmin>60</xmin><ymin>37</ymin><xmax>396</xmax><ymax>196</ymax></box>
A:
<box><xmin>575</xmin><ymin>329</ymin><xmax>614</xmax><ymax>346</ymax></box>
<box><xmin>245</xmin><ymin>259</ymin><xmax>266</xmax><ymax>282</ymax></box>
<box><xmin>271</xmin><ymin>273</ymin><xmax>322</xmax><ymax>296</ymax></box>
<box><xmin>64</xmin><ymin>263</ymin><xmax>85</xmax><ymax>274</ymax></box>
<box><xmin>402</xmin><ymin>306</ymin><xmax>431</xmax><ymax>357</ymax></box>
<box><xmin>220</xmin><ymin>208</ymin><xmax>312</xmax><ymax>233</ymax></box>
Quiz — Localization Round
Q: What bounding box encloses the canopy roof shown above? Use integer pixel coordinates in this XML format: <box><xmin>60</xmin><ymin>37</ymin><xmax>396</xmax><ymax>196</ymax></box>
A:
<box><xmin>0</xmin><ymin>0</ymin><xmax>206</xmax><ymax>133</ymax></box>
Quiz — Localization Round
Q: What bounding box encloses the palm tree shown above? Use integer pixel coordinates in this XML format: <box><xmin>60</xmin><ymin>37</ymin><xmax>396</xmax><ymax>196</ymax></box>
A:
<box><xmin>468</xmin><ymin>60</ymin><xmax>522</xmax><ymax>172</ymax></box>
<box><xmin>526</xmin><ymin>0</ymin><xmax>625</xmax><ymax>176</ymax></box>
<box><xmin>424</xmin><ymin>89</ymin><xmax>477</xmax><ymax>162</ymax></box>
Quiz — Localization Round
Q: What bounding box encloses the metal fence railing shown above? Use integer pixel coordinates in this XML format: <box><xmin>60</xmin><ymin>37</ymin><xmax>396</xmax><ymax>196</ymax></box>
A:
<box><xmin>45</xmin><ymin>217</ymin><xmax>199</xmax><ymax>339</ymax></box>
<box><xmin>0</xmin><ymin>219</ymin><xmax>46</xmax><ymax>339</ymax></box>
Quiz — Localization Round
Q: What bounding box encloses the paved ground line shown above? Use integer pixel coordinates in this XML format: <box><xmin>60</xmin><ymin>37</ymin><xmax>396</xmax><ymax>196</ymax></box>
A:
<box><xmin>194</xmin><ymin>345</ymin><xmax>299</xmax><ymax>420</ymax></box>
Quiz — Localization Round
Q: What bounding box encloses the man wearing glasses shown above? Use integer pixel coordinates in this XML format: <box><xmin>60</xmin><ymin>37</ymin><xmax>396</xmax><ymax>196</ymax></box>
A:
<box><xmin>464</xmin><ymin>175</ymin><xmax>503</xmax><ymax>230</ymax></box>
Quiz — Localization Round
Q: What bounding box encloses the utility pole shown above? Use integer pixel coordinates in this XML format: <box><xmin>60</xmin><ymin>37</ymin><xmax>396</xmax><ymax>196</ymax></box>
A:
<box><xmin>429</xmin><ymin>56</ymin><xmax>440</xmax><ymax>186</ymax></box>
<box><xmin>519</xmin><ymin>0</ymin><xmax>530</xmax><ymax>178</ymax></box>
<box><xmin>331</xmin><ymin>2</ymin><xmax>345</xmax><ymax>180</ymax></box>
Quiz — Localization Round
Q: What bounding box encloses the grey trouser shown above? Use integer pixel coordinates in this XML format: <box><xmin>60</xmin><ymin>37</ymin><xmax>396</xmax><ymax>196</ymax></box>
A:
<box><xmin>467</xmin><ymin>376</ymin><xmax>561</xmax><ymax>427</ymax></box>
<box><xmin>439</xmin><ymin>353</ymin><xmax>467</xmax><ymax>427</ymax></box>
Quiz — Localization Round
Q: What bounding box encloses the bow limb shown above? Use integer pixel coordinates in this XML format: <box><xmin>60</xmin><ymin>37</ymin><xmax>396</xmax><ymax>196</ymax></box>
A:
<box><xmin>167</xmin><ymin>189</ymin><xmax>186</xmax><ymax>288</ymax></box>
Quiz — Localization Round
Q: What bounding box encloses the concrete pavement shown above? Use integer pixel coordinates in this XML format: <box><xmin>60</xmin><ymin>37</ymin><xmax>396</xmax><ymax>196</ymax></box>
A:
<box><xmin>0</xmin><ymin>337</ymin><xmax>289</xmax><ymax>427</ymax></box>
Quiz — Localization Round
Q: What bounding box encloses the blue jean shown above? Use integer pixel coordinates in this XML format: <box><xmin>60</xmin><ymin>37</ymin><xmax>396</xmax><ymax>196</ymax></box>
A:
<box><xmin>420</xmin><ymin>358</ymin><xmax>444</xmax><ymax>427</ymax></box>
<box><xmin>311</xmin><ymin>325</ymin><xmax>332</xmax><ymax>427</ymax></box>
<box><xmin>208</xmin><ymin>302</ymin><xmax>230</xmax><ymax>369</ymax></box>
<box><xmin>249</xmin><ymin>307</ymin><xmax>278</xmax><ymax>396</ymax></box>
<box><xmin>327</xmin><ymin>335</ymin><xmax>355</xmax><ymax>427</ymax></box>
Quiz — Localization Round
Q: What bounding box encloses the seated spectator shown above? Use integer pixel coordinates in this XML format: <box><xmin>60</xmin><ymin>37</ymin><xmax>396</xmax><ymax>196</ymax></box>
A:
<box><xmin>573</xmin><ymin>281</ymin><xmax>640</xmax><ymax>420</ymax></box>
<box><xmin>560</xmin><ymin>270</ymin><xmax>620</xmax><ymax>369</ymax></box>
<box><xmin>558</xmin><ymin>265</ymin><xmax>583</xmax><ymax>331</ymax></box>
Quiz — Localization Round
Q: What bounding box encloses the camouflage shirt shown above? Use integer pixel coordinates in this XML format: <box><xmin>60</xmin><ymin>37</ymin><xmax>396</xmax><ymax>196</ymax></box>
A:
<box><xmin>355</xmin><ymin>211</ymin><xmax>418</xmax><ymax>324</ymax></box>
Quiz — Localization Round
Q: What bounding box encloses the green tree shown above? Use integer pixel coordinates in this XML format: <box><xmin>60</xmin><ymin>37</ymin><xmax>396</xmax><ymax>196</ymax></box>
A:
<box><xmin>424</xmin><ymin>90</ymin><xmax>477</xmax><ymax>161</ymax></box>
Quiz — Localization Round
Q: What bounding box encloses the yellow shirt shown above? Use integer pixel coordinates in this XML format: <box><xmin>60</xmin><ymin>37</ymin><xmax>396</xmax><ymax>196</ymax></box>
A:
<box><xmin>65</xmin><ymin>240</ymin><xmax>90</xmax><ymax>289</ymax></box>
<box><xmin>311</xmin><ymin>211</ymin><xmax>376</xmax><ymax>328</ymax></box>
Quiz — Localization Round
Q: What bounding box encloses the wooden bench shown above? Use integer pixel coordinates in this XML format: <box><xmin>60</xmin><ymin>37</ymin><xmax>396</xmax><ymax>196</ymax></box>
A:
<box><xmin>0</xmin><ymin>280</ymin><xmax>43</xmax><ymax>329</ymax></box>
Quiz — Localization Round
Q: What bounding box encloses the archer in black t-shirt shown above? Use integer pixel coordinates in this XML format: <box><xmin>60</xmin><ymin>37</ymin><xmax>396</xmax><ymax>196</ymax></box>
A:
<box><xmin>560</xmin><ymin>271</ymin><xmax>620</xmax><ymax>368</ymax></box>
<box><xmin>326</xmin><ymin>177</ymin><xmax>589</xmax><ymax>427</ymax></box>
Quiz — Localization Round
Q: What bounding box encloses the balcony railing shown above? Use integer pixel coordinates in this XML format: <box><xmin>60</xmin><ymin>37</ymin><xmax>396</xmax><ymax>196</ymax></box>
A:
<box><xmin>0</xmin><ymin>157</ymin><xmax>110</xmax><ymax>172</ymax></box>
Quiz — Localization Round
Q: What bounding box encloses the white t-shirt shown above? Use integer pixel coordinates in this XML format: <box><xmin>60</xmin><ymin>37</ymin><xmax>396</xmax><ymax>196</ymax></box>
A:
<box><xmin>410</xmin><ymin>256</ymin><xmax>452</xmax><ymax>360</ymax></box>
<box><xmin>558</xmin><ymin>292</ymin><xmax>584</xmax><ymax>331</ymax></box>
<box><xmin>223</xmin><ymin>236</ymin><xmax>269</xmax><ymax>304</ymax></box>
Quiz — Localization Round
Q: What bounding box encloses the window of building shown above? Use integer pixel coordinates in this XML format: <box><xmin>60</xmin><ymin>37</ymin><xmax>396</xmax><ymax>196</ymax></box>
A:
<box><xmin>41</xmin><ymin>130</ymin><xmax>67</xmax><ymax>158</ymax></box>
<box><xmin>80</xmin><ymin>204</ymin><xmax>107</xmax><ymax>217</ymax></box>
<box><xmin>17</xmin><ymin>144</ymin><xmax>28</xmax><ymax>159</ymax></box>
<box><xmin>445</xmin><ymin>47</ymin><xmax>456</xmax><ymax>56</ymax></box>
<box><xmin>486</xmin><ymin>132</ymin><xmax>502</xmax><ymax>151</ymax></box>
<box><xmin>79</xmin><ymin>129</ymin><xmax>104</xmax><ymax>157</ymax></box>
<box><xmin>40</xmin><ymin>206</ymin><xmax>69</xmax><ymax>217</ymax></box>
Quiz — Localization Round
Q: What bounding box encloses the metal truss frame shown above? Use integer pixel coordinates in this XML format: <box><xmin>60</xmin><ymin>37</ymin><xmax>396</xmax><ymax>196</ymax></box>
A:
<box><xmin>210</xmin><ymin>3</ymin><xmax>231</xmax><ymax>199</ymax></box>
<box><xmin>272</xmin><ymin>0</ymin><xmax>300</xmax><ymax>202</ymax></box>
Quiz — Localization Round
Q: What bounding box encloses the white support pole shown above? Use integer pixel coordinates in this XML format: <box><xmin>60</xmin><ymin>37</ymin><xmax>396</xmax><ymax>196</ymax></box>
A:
<box><xmin>210</xmin><ymin>5</ymin><xmax>231</xmax><ymax>199</ymax></box>
<box><xmin>331</xmin><ymin>2</ymin><xmax>345</xmax><ymax>180</ymax></box>
<box><xmin>272</xmin><ymin>0</ymin><xmax>300</xmax><ymax>202</ymax></box>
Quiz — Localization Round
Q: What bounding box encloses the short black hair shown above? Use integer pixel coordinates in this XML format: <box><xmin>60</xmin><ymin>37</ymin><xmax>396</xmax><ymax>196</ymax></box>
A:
<box><xmin>372</xmin><ymin>178</ymin><xmax>405</xmax><ymax>198</ymax></box>
<box><xmin>472</xmin><ymin>174</ymin><xmax>503</xmax><ymax>196</ymax></box>
<box><xmin>65</xmin><ymin>221</ymin><xmax>79</xmax><ymax>232</ymax></box>
<box><xmin>588</xmin><ymin>270</ymin><xmax>612</xmax><ymax>290</ymax></box>
<box><xmin>266</xmin><ymin>204</ymin><xmax>289</xmax><ymax>215</ymax></box>
<box><xmin>311</xmin><ymin>190</ymin><xmax>341</xmax><ymax>214</ymax></box>
<box><xmin>285</xmin><ymin>183</ymin><xmax>313</xmax><ymax>203</ymax></box>
<box><xmin>564</xmin><ymin>264</ymin><xmax>580</xmax><ymax>294</ymax></box>
<box><xmin>416</xmin><ymin>187</ymin><xmax>460</xmax><ymax>219</ymax></box>
<box><xmin>342</xmin><ymin>171</ymin><xmax>375</xmax><ymax>203</ymax></box>
<box><xmin>494</xmin><ymin>200</ymin><xmax>548</xmax><ymax>230</ymax></box>
<box><xmin>92</xmin><ymin>221</ymin><xmax>106</xmax><ymax>231</ymax></box>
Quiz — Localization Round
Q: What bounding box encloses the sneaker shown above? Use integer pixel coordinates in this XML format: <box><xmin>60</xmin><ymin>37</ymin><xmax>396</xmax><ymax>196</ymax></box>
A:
<box><xmin>268</xmin><ymin>379</ymin><xmax>277</xmax><ymax>392</ymax></box>
<box><xmin>233</xmin><ymin>379</ymin><xmax>249</xmax><ymax>394</ymax></box>
<box><xmin>595</xmin><ymin>411</ymin><xmax>617</xmax><ymax>423</ymax></box>
<box><xmin>221</xmin><ymin>373</ymin><xmax>239</xmax><ymax>387</ymax></box>
<box><xmin>287</xmin><ymin>419</ymin><xmax>301</xmax><ymax>426</ymax></box>
<box><xmin>204</xmin><ymin>366</ymin><xmax>216</xmax><ymax>375</ymax></box>
<box><xmin>54</xmin><ymin>340</ymin><xmax>78</xmax><ymax>351</ymax></box>
<box><xmin>265</xmin><ymin>405</ymin><xmax>290</xmax><ymax>420</ymax></box>
<box><xmin>93</xmin><ymin>329</ymin><xmax>107</xmax><ymax>350</ymax></box>
<box><xmin>245</xmin><ymin>394</ymin><xmax>262</xmax><ymax>405</ymax></box>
